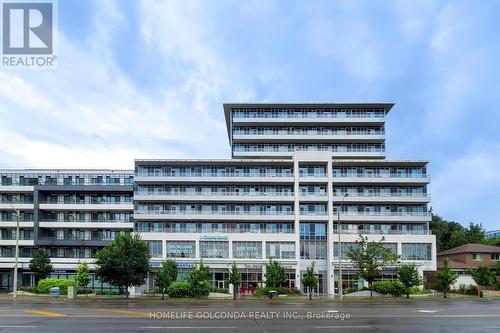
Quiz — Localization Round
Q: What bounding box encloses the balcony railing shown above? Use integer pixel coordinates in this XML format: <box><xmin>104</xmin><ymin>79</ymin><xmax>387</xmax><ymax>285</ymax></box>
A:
<box><xmin>135</xmin><ymin>191</ymin><xmax>294</xmax><ymax>197</ymax></box>
<box><xmin>135</xmin><ymin>172</ymin><xmax>293</xmax><ymax>178</ymax></box>
<box><xmin>332</xmin><ymin>193</ymin><xmax>430</xmax><ymax>198</ymax></box>
<box><xmin>136</xmin><ymin>210</ymin><xmax>294</xmax><ymax>216</ymax></box>
<box><xmin>41</xmin><ymin>199</ymin><xmax>132</xmax><ymax>205</ymax></box>
<box><xmin>333</xmin><ymin>173</ymin><xmax>428</xmax><ymax>178</ymax></box>
<box><xmin>333</xmin><ymin>229</ymin><xmax>432</xmax><ymax>235</ymax></box>
<box><xmin>39</xmin><ymin>235</ymin><xmax>118</xmax><ymax>241</ymax></box>
<box><xmin>40</xmin><ymin>218</ymin><xmax>134</xmax><ymax>223</ymax></box>
<box><xmin>339</xmin><ymin>211</ymin><xmax>430</xmax><ymax>217</ymax></box>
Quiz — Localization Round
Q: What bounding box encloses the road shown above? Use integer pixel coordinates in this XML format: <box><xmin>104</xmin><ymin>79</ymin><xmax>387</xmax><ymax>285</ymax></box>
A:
<box><xmin>0</xmin><ymin>298</ymin><xmax>499</xmax><ymax>332</ymax></box>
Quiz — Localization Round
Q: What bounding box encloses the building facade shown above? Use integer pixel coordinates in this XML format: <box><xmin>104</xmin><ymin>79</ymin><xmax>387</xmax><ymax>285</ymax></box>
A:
<box><xmin>134</xmin><ymin>103</ymin><xmax>436</xmax><ymax>295</ymax></box>
<box><xmin>0</xmin><ymin>170</ymin><xmax>133</xmax><ymax>291</ymax></box>
<box><xmin>0</xmin><ymin>103</ymin><xmax>436</xmax><ymax>295</ymax></box>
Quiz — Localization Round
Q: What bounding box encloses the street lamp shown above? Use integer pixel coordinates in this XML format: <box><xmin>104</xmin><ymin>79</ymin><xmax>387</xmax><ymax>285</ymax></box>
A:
<box><xmin>0</xmin><ymin>194</ymin><xmax>21</xmax><ymax>299</ymax></box>
<box><xmin>337</xmin><ymin>192</ymin><xmax>349</xmax><ymax>300</ymax></box>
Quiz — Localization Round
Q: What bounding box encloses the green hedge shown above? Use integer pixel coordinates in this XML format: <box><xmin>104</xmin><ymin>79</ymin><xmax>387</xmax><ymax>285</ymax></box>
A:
<box><xmin>38</xmin><ymin>278</ymin><xmax>76</xmax><ymax>294</ymax></box>
<box><xmin>372</xmin><ymin>280</ymin><xmax>405</xmax><ymax>297</ymax></box>
<box><xmin>254</xmin><ymin>287</ymin><xmax>301</xmax><ymax>296</ymax></box>
<box><xmin>167</xmin><ymin>282</ymin><xmax>192</xmax><ymax>298</ymax></box>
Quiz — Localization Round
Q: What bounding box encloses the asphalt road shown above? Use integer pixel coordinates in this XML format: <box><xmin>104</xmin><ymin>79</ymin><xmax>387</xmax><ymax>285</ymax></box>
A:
<box><xmin>0</xmin><ymin>298</ymin><xmax>499</xmax><ymax>332</ymax></box>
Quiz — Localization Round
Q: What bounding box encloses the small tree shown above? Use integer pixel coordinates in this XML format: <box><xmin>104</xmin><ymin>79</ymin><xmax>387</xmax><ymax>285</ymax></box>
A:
<box><xmin>437</xmin><ymin>257</ymin><xmax>458</xmax><ymax>298</ymax></box>
<box><xmin>228</xmin><ymin>262</ymin><xmax>242</xmax><ymax>299</ymax></box>
<box><xmin>95</xmin><ymin>233</ymin><xmax>150</xmax><ymax>297</ymax></box>
<box><xmin>470</xmin><ymin>264</ymin><xmax>496</xmax><ymax>296</ymax></box>
<box><xmin>346</xmin><ymin>236</ymin><xmax>399</xmax><ymax>297</ymax></box>
<box><xmin>188</xmin><ymin>261</ymin><xmax>211</xmax><ymax>297</ymax></box>
<box><xmin>301</xmin><ymin>262</ymin><xmax>318</xmax><ymax>300</ymax></box>
<box><xmin>155</xmin><ymin>259</ymin><xmax>178</xmax><ymax>300</ymax></box>
<box><xmin>265</xmin><ymin>259</ymin><xmax>286</xmax><ymax>288</ymax></box>
<box><xmin>398</xmin><ymin>264</ymin><xmax>422</xmax><ymax>298</ymax></box>
<box><xmin>29</xmin><ymin>249</ymin><xmax>53</xmax><ymax>283</ymax></box>
<box><xmin>75</xmin><ymin>262</ymin><xmax>91</xmax><ymax>288</ymax></box>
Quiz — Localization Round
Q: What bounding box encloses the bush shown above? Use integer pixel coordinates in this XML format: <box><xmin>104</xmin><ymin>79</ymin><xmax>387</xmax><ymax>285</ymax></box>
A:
<box><xmin>211</xmin><ymin>288</ymin><xmax>229</xmax><ymax>294</ymax></box>
<box><xmin>409</xmin><ymin>287</ymin><xmax>430</xmax><ymax>295</ymax></box>
<box><xmin>18</xmin><ymin>286</ymin><xmax>39</xmax><ymax>294</ymax></box>
<box><xmin>190</xmin><ymin>280</ymin><xmax>211</xmax><ymax>298</ymax></box>
<box><xmin>372</xmin><ymin>280</ymin><xmax>405</xmax><ymax>296</ymax></box>
<box><xmin>37</xmin><ymin>278</ymin><xmax>76</xmax><ymax>294</ymax></box>
<box><xmin>77</xmin><ymin>287</ymin><xmax>94</xmax><ymax>295</ymax></box>
<box><xmin>495</xmin><ymin>281</ymin><xmax>500</xmax><ymax>291</ymax></box>
<box><xmin>95</xmin><ymin>290</ymin><xmax>120</xmax><ymax>295</ymax></box>
<box><xmin>254</xmin><ymin>287</ymin><xmax>300</xmax><ymax>297</ymax></box>
<box><xmin>167</xmin><ymin>282</ymin><xmax>192</xmax><ymax>298</ymax></box>
<box><xmin>457</xmin><ymin>284</ymin><xmax>478</xmax><ymax>295</ymax></box>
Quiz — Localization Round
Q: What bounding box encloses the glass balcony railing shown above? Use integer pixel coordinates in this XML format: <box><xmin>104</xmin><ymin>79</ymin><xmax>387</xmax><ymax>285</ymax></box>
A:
<box><xmin>333</xmin><ymin>229</ymin><xmax>431</xmax><ymax>235</ymax></box>
<box><xmin>135</xmin><ymin>191</ymin><xmax>294</xmax><ymax>197</ymax></box>
<box><xmin>333</xmin><ymin>173</ymin><xmax>428</xmax><ymax>178</ymax></box>
<box><xmin>41</xmin><ymin>199</ymin><xmax>133</xmax><ymax>205</ymax></box>
<box><xmin>338</xmin><ymin>211</ymin><xmax>430</xmax><ymax>217</ymax></box>
<box><xmin>40</xmin><ymin>217</ymin><xmax>134</xmax><ymax>223</ymax></box>
<box><xmin>136</xmin><ymin>210</ymin><xmax>294</xmax><ymax>216</ymax></box>
<box><xmin>332</xmin><ymin>193</ymin><xmax>429</xmax><ymax>198</ymax></box>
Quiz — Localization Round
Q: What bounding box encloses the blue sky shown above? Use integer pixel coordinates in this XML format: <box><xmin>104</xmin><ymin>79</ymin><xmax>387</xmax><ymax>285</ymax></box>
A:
<box><xmin>0</xmin><ymin>0</ymin><xmax>499</xmax><ymax>230</ymax></box>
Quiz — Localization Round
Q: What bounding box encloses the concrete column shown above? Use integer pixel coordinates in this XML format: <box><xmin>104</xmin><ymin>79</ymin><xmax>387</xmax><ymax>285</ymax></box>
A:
<box><xmin>292</xmin><ymin>157</ymin><xmax>301</xmax><ymax>291</ymax></box>
<box><xmin>327</xmin><ymin>159</ymin><xmax>335</xmax><ymax>295</ymax></box>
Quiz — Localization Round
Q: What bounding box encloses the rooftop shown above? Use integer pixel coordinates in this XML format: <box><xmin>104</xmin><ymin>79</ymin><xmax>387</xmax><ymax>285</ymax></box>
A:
<box><xmin>438</xmin><ymin>243</ymin><xmax>500</xmax><ymax>256</ymax></box>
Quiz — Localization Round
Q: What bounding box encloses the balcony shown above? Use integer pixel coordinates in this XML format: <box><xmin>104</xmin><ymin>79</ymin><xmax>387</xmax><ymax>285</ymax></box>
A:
<box><xmin>332</xmin><ymin>174</ymin><xmax>430</xmax><ymax>184</ymax></box>
<box><xmin>338</xmin><ymin>211</ymin><xmax>431</xmax><ymax>222</ymax></box>
<box><xmin>134</xmin><ymin>210</ymin><xmax>295</xmax><ymax>221</ymax></box>
<box><xmin>134</xmin><ymin>192</ymin><xmax>294</xmax><ymax>202</ymax></box>
<box><xmin>134</xmin><ymin>174</ymin><xmax>294</xmax><ymax>184</ymax></box>
<box><xmin>232</xmin><ymin>134</ymin><xmax>385</xmax><ymax>143</ymax></box>
<box><xmin>332</xmin><ymin>193</ymin><xmax>431</xmax><ymax>203</ymax></box>
<box><xmin>39</xmin><ymin>200</ymin><xmax>133</xmax><ymax>211</ymax></box>
<box><xmin>333</xmin><ymin>229</ymin><xmax>432</xmax><ymax>235</ymax></box>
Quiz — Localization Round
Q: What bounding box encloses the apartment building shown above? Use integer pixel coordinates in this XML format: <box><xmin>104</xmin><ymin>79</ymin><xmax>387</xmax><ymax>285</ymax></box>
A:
<box><xmin>0</xmin><ymin>170</ymin><xmax>134</xmax><ymax>291</ymax></box>
<box><xmin>134</xmin><ymin>103</ymin><xmax>436</xmax><ymax>295</ymax></box>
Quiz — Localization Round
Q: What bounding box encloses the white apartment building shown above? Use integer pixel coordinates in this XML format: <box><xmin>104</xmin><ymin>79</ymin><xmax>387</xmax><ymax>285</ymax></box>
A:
<box><xmin>134</xmin><ymin>103</ymin><xmax>436</xmax><ymax>295</ymax></box>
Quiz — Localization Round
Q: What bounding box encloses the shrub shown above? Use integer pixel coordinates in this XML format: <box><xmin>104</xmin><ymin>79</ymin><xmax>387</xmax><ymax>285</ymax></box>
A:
<box><xmin>18</xmin><ymin>286</ymin><xmax>39</xmax><ymax>294</ymax></box>
<box><xmin>495</xmin><ymin>281</ymin><xmax>500</xmax><ymax>291</ymax></box>
<box><xmin>37</xmin><ymin>278</ymin><xmax>76</xmax><ymax>294</ymax></box>
<box><xmin>190</xmin><ymin>280</ymin><xmax>211</xmax><ymax>298</ymax></box>
<box><xmin>211</xmin><ymin>288</ymin><xmax>229</xmax><ymax>294</ymax></box>
<box><xmin>457</xmin><ymin>284</ymin><xmax>478</xmax><ymax>295</ymax></box>
<box><xmin>77</xmin><ymin>287</ymin><xmax>94</xmax><ymax>295</ymax></box>
<box><xmin>167</xmin><ymin>282</ymin><xmax>192</xmax><ymax>298</ymax></box>
<box><xmin>254</xmin><ymin>287</ymin><xmax>300</xmax><ymax>296</ymax></box>
<box><xmin>372</xmin><ymin>280</ymin><xmax>405</xmax><ymax>296</ymax></box>
<box><xmin>409</xmin><ymin>287</ymin><xmax>430</xmax><ymax>295</ymax></box>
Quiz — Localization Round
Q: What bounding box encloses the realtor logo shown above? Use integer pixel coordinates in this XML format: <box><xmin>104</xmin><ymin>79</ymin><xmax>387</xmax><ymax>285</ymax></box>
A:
<box><xmin>1</xmin><ymin>0</ymin><xmax>57</xmax><ymax>67</ymax></box>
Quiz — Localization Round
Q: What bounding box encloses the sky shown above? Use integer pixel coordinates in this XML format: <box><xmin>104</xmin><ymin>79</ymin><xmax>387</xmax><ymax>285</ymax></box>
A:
<box><xmin>0</xmin><ymin>0</ymin><xmax>499</xmax><ymax>230</ymax></box>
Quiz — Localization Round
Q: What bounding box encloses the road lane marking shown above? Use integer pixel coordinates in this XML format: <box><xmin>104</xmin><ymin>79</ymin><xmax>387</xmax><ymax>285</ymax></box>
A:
<box><xmin>24</xmin><ymin>310</ymin><xmax>66</xmax><ymax>317</ymax></box>
<box><xmin>0</xmin><ymin>326</ymin><xmax>38</xmax><ymax>328</ymax></box>
<box><xmin>313</xmin><ymin>326</ymin><xmax>373</xmax><ymax>329</ymax></box>
<box><xmin>417</xmin><ymin>309</ymin><xmax>442</xmax><ymax>313</ymax></box>
<box><xmin>94</xmin><ymin>309</ymin><xmax>150</xmax><ymax>317</ymax></box>
<box><xmin>143</xmin><ymin>327</ymin><xmax>238</xmax><ymax>330</ymax></box>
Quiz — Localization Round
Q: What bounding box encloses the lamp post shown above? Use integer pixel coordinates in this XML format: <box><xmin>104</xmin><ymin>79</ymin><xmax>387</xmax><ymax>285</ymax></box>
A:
<box><xmin>337</xmin><ymin>193</ymin><xmax>349</xmax><ymax>300</ymax></box>
<box><xmin>1</xmin><ymin>194</ymin><xmax>21</xmax><ymax>299</ymax></box>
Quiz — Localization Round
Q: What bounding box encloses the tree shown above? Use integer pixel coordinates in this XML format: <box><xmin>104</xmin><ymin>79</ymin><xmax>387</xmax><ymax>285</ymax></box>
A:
<box><xmin>94</xmin><ymin>233</ymin><xmax>150</xmax><ymax>297</ymax></box>
<box><xmin>301</xmin><ymin>262</ymin><xmax>318</xmax><ymax>300</ymax></box>
<box><xmin>265</xmin><ymin>259</ymin><xmax>286</xmax><ymax>288</ymax></box>
<box><xmin>398</xmin><ymin>264</ymin><xmax>422</xmax><ymax>298</ymax></box>
<box><xmin>436</xmin><ymin>258</ymin><xmax>458</xmax><ymax>298</ymax></box>
<box><xmin>496</xmin><ymin>261</ymin><xmax>500</xmax><ymax>277</ymax></box>
<box><xmin>188</xmin><ymin>261</ymin><xmax>211</xmax><ymax>297</ymax></box>
<box><xmin>430</xmin><ymin>215</ymin><xmax>486</xmax><ymax>252</ymax></box>
<box><xmin>228</xmin><ymin>262</ymin><xmax>242</xmax><ymax>299</ymax></box>
<box><xmin>29</xmin><ymin>249</ymin><xmax>53</xmax><ymax>282</ymax></box>
<box><xmin>470</xmin><ymin>265</ymin><xmax>496</xmax><ymax>295</ymax></box>
<box><xmin>155</xmin><ymin>259</ymin><xmax>178</xmax><ymax>300</ymax></box>
<box><xmin>346</xmin><ymin>236</ymin><xmax>399</xmax><ymax>297</ymax></box>
<box><xmin>75</xmin><ymin>262</ymin><xmax>91</xmax><ymax>287</ymax></box>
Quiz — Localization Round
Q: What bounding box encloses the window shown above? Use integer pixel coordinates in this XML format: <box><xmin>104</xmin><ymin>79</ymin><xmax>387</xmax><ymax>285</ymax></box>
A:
<box><xmin>491</xmin><ymin>253</ymin><xmax>499</xmax><ymax>261</ymax></box>
<box><xmin>266</xmin><ymin>242</ymin><xmax>295</xmax><ymax>259</ymax></box>
<box><xmin>200</xmin><ymin>241</ymin><xmax>229</xmax><ymax>258</ymax></box>
<box><xmin>166</xmin><ymin>241</ymin><xmax>195</xmax><ymax>258</ymax></box>
<box><xmin>233</xmin><ymin>241</ymin><xmax>262</xmax><ymax>259</ymax></box>
<box><xmin>472</xmin><ymin>253</ymin><xmax>483</xmax><ymax>261</ymax></box>
<box><xmin>148</xmin><ymin>241</ymin><xmax>163</xmax><ymax>258</ymax></box>
<box><xmin>300</xmin><ymin>241</ymin><xmax>326</xmax><ymax>259</ymax></box>
<box><xmin>402</xmin><ymin>243</ymin><xmax>432</xmax><ymax>261</ymax></box>
<box><xmin>333</xmin><ymin>242</ymin><xmax>360</xmax><ymax>260</ymax></box>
